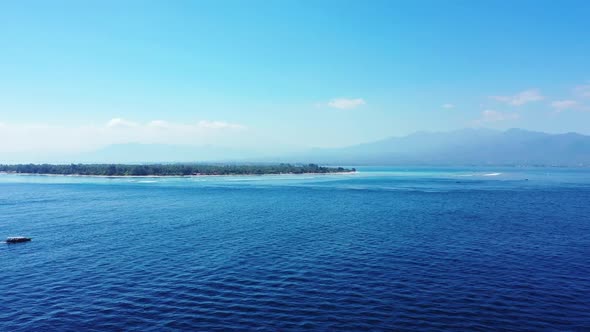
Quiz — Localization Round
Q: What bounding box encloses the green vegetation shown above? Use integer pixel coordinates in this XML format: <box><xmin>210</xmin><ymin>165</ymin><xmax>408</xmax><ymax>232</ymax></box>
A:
<box><xmin>0</xmin><ymin>163</ymin><xmax>354</xmax><ymax>176</ymax></box>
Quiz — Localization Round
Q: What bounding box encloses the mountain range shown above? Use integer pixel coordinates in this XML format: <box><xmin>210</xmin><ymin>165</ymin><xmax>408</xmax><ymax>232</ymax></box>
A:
<box><xmin>4</xmin><ymin>128</ymin><xmax>590</xmax><ymax>166</ymax></box>
<box><xmin>299</xmin><ymin>128</ymin><xmax>590</xmax><ymax>166</ymax></box>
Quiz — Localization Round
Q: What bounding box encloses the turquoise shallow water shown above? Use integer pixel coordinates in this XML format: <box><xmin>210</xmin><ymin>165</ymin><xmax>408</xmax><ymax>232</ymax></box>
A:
<box><xmin>1</xmin><ymin>167</ymin><xmax>589</xmax><ymax>331</ymax></box>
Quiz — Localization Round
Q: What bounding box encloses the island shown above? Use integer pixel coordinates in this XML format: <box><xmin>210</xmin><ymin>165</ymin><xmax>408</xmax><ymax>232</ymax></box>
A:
<box><xmin>0</xmin><ymin>163</ymin><xmax>355</xmax><ymax>176</ymax></box>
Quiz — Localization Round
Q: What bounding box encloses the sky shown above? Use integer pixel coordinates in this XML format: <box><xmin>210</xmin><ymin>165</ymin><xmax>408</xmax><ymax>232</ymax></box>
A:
<box><xmin>1</xmin><ymin>0</ymin><xmax>590</xmax><ymax>156</ymax></box>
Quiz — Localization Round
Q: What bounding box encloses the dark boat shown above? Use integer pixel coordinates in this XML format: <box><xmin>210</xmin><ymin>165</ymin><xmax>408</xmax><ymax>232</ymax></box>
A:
<box><xmin>6</xmin><ymin>237</ymin><xmax>32</xmax><ymax>244</ymax></box>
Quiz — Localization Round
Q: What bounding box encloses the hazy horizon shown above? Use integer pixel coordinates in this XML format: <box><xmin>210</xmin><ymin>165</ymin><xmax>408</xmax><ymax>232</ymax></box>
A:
<box><xmin>3</xmin><ymin>127</ymin><xmax>590</xmax><ymax>166</ymax></box>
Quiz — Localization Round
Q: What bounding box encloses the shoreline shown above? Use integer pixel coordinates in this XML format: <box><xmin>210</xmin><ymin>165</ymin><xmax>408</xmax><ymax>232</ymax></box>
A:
<box><xmin>0</xmin><ymin>171</ymin><xmax>358</xmax><ymax>178</ymax></box>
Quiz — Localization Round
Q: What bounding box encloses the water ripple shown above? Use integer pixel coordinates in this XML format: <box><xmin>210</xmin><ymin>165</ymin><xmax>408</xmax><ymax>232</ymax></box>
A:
<box><xmin>1</xmin><ymin>173</ymin><xmax>590</xmax><ymax>331</ymax></box>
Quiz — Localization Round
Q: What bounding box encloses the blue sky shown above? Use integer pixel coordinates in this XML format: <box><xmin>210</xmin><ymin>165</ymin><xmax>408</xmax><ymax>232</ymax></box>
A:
<box><xmin>1</xmin><ymin>0</ymin><xmax>590</xmax><ymax>154</ymax></box>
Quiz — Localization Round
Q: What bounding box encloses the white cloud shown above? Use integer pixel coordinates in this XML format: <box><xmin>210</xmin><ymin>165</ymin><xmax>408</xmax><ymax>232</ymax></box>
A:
<box><xmin>574</xmin><ymin>85</ymin><xmax>590</xmax><ymax>98</ymax></box>
<box><xmin>441</xmin><ymin>103</ymin><xmax>455</xmax><ymax>109</ymax></box>
<box><xmin>490</xmin><ymin>89</ymin><xmax>544</xmax><ymax>106</ymax></box>
<box><xmin>107</xmin><ymin>118</ymin><xmax>139</xmax><ymax>128</ymax></box>
<box><xmin>327</xmin><ymin>98</ymin><xmax>366</xmax><ymax>110</ymax></box>
<box><xmin>551</xmin><ymin>100</ymin><xmax>578</xmax><ymax>112</ymax></box>
<box><xmin>197</xmin><ymin>120</ymin><xmax>245</xmax><ymax>130</ymax></box>
<box><xmin>144</xmin><ymin>120</ymin><xmax>245</xmax><ymax>131</ymax></box>
<box><xmin>475</xmin><ymin>110</ymin><xmax>520</xmax><ymax>124</ymax></box>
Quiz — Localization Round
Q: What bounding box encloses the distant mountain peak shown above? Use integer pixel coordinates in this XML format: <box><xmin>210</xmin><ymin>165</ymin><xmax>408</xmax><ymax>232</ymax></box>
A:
<box><xmin>302</xmin><ymin>128</ymin><xmax>590</xmax><ymax>166</ymax></box>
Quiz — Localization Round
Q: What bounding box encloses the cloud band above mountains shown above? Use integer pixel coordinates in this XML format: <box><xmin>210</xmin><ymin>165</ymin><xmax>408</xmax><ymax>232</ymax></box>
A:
<box><xmin>0</xmin><ymin>119</ymin><xmax>247</xmax><ymax>153</ymax></box>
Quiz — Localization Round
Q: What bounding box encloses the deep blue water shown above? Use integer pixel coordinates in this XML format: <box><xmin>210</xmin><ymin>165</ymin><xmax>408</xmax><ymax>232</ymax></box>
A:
<box><xmin>1</xmin><ymin>167</ymin><xmax>590</xmax><ymax>331</ymax></box>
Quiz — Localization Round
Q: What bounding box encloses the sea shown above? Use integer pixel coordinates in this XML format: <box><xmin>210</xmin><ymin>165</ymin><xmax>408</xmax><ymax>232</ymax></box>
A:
<box><xmin>1</xmin><ymin>167</ymin><xmax>589</xmax><ymax>331</ymax></box>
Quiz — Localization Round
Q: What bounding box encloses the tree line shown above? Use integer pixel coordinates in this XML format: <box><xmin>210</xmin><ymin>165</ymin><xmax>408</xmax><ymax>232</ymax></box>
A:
<box><xmin>0</xmin><ymin>163</ymin><xmax>354</xmax><ymax>176</ymax></box>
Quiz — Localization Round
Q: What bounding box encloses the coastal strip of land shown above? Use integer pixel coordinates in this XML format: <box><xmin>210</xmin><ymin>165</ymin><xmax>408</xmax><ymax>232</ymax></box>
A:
<box><xmin>0</xmin><ymin>163</ymin><xmax>355</xmax><ymax>177</ymax></box>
